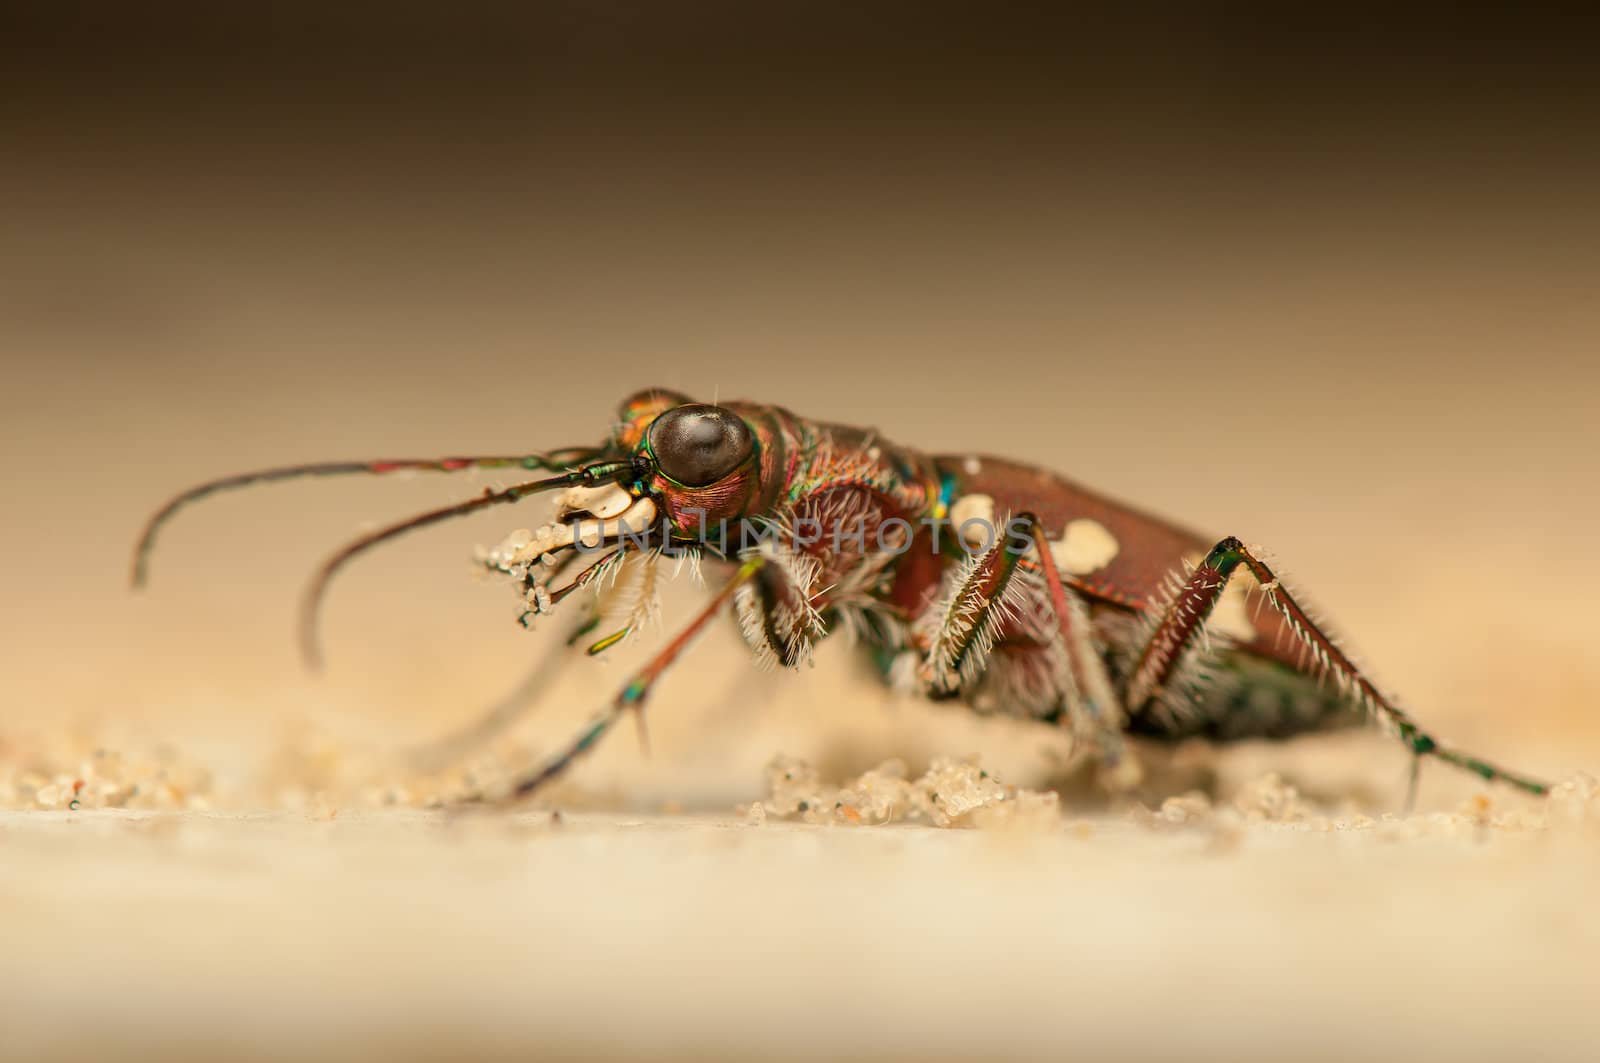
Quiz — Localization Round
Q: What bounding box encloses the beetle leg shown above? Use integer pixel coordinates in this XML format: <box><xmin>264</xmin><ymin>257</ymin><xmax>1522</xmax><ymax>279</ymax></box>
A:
<box><xmin>1015</xmin><ymin>514</ymin><xmax>1140</xmax><ymax>789</ymax></box>
<box><xmin>468</xmin><ymin>555</ymin><xmax>766</xmax><ymax>805</ymax></box>
<box><xmin>412</xmin><ymin>551</ymin><xmax>645</xmax><ymax>772</ymax></box>
<box><xmin>407</xmin><ymin>610</ymin><xmax>602</xmax><ymax>773</ymax></box>
<box><xmin>1125</xmin><ymin>536</ymin><xmax>1549</xmax><ymax>796</ymax></box>
<box><xmin>910</xmin><ymin>521</ymin><xmax>1140</xmax><ymax>788</ymax></box>
<box><xmin>732</xmin><ymin>540</ymin><xmax>827</xmax><ymax>669</ymax></box>
<box><xmin>915</xmin><ymin>534</ymin><xmax>1032</xmax><ymax>696</ymax></box>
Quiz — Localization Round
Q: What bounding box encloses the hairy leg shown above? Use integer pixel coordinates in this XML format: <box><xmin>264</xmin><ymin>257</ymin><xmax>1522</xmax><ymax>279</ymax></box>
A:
<box><xmin>912</xmin><ymin>518</ymin><xmax>1138</xmax><ymax>786</ymax></box>
<box><xmin>1124</xmin><ymin>536</ymin><xmax>1548</xmax><ymax>796</ymax></box>
<box><xmin>468</xmin><ymin>556</ymin><xmax>766</xmax><ymax>805</ymax></box>
<box><xmin>1016</xmin><ymin>514</ymin><xmax>1139</xmax><ymax>788</ymax></box>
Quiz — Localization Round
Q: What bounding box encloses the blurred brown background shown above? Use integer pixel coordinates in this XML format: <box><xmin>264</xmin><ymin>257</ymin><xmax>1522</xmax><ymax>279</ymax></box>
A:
<box><xmin>3</xmin><ymin>4</ymin><xmax>1599</xmax><ymax>806</ymax></box>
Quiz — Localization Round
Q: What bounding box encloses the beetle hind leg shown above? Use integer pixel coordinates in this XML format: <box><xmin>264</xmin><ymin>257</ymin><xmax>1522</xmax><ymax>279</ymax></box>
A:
<box><xmin>1124</xmin><ymin>536</ymin><xmax>1550</xmax><ymax>798</ymax></box>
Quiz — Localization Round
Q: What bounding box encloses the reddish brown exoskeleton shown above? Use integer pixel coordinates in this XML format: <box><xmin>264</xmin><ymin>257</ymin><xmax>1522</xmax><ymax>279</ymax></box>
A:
<box><xmin>133</xmin><ymin>388</ymin><xmax>1549</xmax><ymax>802</ymax></box>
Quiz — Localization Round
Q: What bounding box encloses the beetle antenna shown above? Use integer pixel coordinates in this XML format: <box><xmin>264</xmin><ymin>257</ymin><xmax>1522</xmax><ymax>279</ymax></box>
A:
<box><xmin>130</xmin><ymin>448</ymin><xmax>600</xmax><ymax>588</ymax></box>
<box><xmin>298</xmin><ymin>460</ymin><xmax>633</xmax><ymax>670</ymax></box>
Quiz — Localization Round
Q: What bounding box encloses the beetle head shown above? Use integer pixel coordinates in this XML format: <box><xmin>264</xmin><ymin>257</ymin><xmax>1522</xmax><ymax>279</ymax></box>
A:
<box><xmin>611</xmin><ymin>389</ymin><xmax>763</xmax><ymax>544</ymax></box>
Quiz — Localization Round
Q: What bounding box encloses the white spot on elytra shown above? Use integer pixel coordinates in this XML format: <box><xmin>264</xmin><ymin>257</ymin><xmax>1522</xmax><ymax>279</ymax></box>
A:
<box><xmin>962</xmin><ymin>456</ymin><xmax>982</xmax><ymax>475</ymax></box>
<box><xmin>949</xmin><ymin>493</ymin><xmax>996</xmax><ymax>546</ymax></box>
<box><xmin>1050</xmin><ymin>519</ymin><xmax>1120</xmax><ymax>576</ymax></box>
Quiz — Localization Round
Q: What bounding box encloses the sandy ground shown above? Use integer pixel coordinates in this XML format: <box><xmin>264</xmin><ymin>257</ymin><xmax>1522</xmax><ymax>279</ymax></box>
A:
<box><xmin>3</xmin><ymin>792</ymin><xmax>1599</xmax><ymax>1063</ymax></box>
<box><xmin>3</xmin><ymin>735</ymin><xmax>1599</xmax><ymax>1061</ymax></box>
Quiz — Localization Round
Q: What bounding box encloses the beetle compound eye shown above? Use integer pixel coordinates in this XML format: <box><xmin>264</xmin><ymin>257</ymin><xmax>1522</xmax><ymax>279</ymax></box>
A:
<box><xmin>648</xmin><ymin>404</ymin><xmax>755</xmax><ymax>486</ymax></box>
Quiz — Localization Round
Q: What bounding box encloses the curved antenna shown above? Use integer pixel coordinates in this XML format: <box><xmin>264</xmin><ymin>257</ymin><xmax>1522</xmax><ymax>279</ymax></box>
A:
<box><xmin>298</xmin><ymin>460</ymin><xmax>634</xmax><ymax>670</ymax></box>
<box><xmin>130</xmin><ymin>448</ymin><xmax>600</xmax><ymax>588</ymax></box>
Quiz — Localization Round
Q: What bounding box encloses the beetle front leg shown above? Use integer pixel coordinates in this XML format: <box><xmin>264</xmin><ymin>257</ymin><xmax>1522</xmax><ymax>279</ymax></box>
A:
<box><xmin>1125</xmin><ymin>536</ymin><xmax>1550</xmax><ymax>797</ymax></box>
<box><xmin>731</xmin><ymin>540</ymin><xmax>827</xmax><ymax>669</ymax></box>
<box><xmin>415</xmin><ymin>549</ymin><xmax>647</xmax><ymax>771</ymax></box>
<box><xmin>407</xmin><ymin>610</ymin><xmax>600</xmax><ymax>773</ymax></box>
<box><xmin>465</xmin><ymin>556</ymin><xmax>767</xmax><ymax>805</ymax></box>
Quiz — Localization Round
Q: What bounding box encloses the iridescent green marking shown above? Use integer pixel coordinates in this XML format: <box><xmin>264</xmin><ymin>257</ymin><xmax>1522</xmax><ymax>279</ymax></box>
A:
<box><xmin>1201</xmin><ymin>536</ymin><xmax>1247</xmax><ymax>575</ymax></box>
<box><xmin>1403</xmin><ymin>727</ymin><xmax>1437</xmax><ymax>756</ymax></box>
<box><xmin>565</xmin><ymin>614</ymin><xmax>603</xmax><ymax>646</ymax></box>
<box><xmin>572</xmin><ymin>717</ymin><xmax>610</xmax><ymax>754</ymax></box>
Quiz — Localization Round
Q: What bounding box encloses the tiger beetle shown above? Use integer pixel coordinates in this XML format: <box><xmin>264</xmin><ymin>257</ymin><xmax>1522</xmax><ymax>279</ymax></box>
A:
<box><xmin>132</xmin><ymin>388</ymin><xmax>1550</xmax><ymax>805</ymax></box>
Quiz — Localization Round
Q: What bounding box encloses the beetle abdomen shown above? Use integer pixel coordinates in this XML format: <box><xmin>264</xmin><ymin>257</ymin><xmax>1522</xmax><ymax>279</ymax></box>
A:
<box><xmin>1125</xmin><ymin>654</ymin><xmax>1364</xmax><ymax>741</ymax></box>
